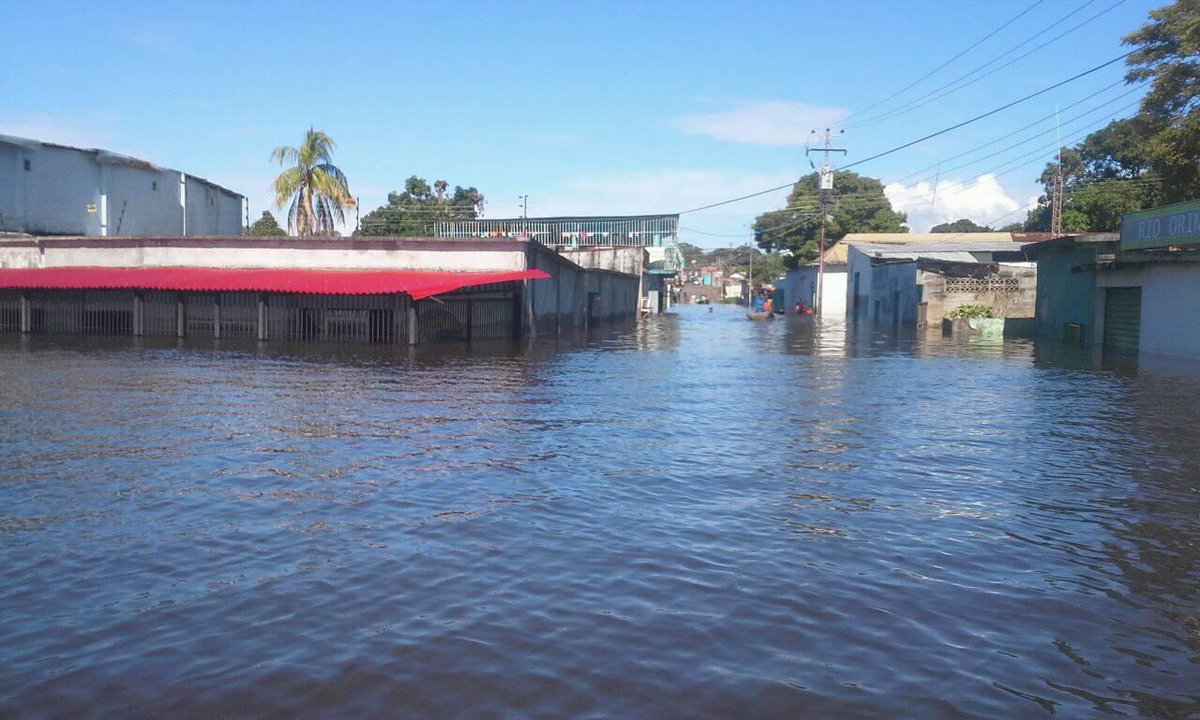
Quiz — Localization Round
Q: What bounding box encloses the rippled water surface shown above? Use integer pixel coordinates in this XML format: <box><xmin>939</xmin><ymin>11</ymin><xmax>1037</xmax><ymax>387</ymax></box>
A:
<box><xmin>2</xmin><ymin>305</ymin><xmax>1199</xmax><ymax>718</ymax></box>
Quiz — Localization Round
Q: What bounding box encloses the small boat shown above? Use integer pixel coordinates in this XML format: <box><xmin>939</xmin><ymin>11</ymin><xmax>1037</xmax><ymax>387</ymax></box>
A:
<box><xmin>746</xmin><ymin>311</ymin><xmax>775</xmax><ymax>321</ymax></box>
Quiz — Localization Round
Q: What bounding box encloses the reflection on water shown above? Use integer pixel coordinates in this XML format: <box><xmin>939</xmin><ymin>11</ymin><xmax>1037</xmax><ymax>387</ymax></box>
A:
<box><xmin>1</xmin><ymin>305</ymin><xmax>1198</xmax><ymax>718</ymax></box>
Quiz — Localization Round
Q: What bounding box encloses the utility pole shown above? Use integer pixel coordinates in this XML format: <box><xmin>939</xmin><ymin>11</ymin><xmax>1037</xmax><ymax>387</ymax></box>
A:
<box><xmin>806</xmin><ymin>128</ymin><xmax>846</xmax><ymax>317</ymax></box>
<box><xmin>1051</xmin><ymin>106</ymin><xmax>1064</xmax><ymax>236</ymax></box>
<box><xmin>518</xmin><ymin>195</ymin><xmax>529</xmax><ymax>220</ymax></box>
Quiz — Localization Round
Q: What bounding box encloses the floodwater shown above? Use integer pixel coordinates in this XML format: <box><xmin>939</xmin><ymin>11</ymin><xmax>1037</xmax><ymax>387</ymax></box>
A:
<box><xmin>1</xmin><ymin>305</ymin><xmax>1198</xmax><ymax>719</ymax></box>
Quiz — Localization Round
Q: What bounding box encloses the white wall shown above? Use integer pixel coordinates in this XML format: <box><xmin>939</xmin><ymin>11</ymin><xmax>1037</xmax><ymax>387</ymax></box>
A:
<box><xmin>184</xmin><ymin>176</ymin><xmax>242</xmax><ymax>236</ymax></box>
<box><xmin>780</xmin><ymin>265</ymin><xmax>846</xmax><ymax>316</ymax></box>
<box><xmin>0</xmin><ymin>139</ymin><xmax>242</xmax><ymax>237</ymax></box>
<box><xmin>1098</xmin><ymin>264</ymin><xmax>1200</xmax><ymax>357</ymax></box>
<box><xmin>106</xmin><ymin>164</ymin><xmax>184</xmax><ymax>236</ymax></box>
<box><xmin>16</xmin><ymin>144</ymin><xmax>101</xmax><ymax>235</ymax></box>
<box><xmin>1139</xmin><ymin>265</ymin><xmax>1200</xmax><ymax>356</ymax></box>
<box><xmin>0</xmin><ymin>144</ymin><xmax>22</xmax><ymax>230</ymax></box>
<box><xmin>0</xmin><ymin>237</ymin><xmax>530</xmax><ymax>272</ymax></box>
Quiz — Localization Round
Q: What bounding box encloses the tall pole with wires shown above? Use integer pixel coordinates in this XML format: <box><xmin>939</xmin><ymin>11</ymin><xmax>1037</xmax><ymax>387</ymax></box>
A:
<box><xmin>1051</xmin><ymin>106</ymin><xmax>1064</xmax><ymax>236</ymax></box>
<box><xmin>806</xmin><ymin>129</ymin><xmax>846</xmax><ymax>317</ymax></box>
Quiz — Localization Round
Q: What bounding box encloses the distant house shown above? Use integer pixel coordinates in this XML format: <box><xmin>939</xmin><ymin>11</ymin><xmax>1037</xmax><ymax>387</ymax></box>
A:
<box><xmin>724</xmin><ymin>271</ymin><xmax>746</xmax><ymax>299</ymax></box>
<box><xmin>1022</xmin><ymin>198</ymin><xmax>1200</xmax><ymax>357</ymax></box>
<box><xmin>778</xmin><ymin>232</ymin><xmax>1045</xmax><ymax>320</ymax></box>
<box><xmin>844</xmin><ymin>234</ymin><xmax>1042</xmax><ymax>327</ymax></box>
<box><xmin>0</xmin><ymin>134</ymin><xmax>243</xmax><ymax>237</ymax></box>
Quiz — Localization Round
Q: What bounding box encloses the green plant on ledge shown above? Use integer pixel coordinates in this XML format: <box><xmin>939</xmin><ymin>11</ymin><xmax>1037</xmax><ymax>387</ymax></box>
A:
<box><xmin>946</xmin><ymin>303</ymin><xmax>996</xmax><ymax>320</ymax></box>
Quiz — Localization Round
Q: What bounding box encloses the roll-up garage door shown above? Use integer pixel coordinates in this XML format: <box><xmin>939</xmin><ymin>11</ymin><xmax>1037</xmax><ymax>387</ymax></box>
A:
<box><xmin>1103</xmin><ymin>287</ymin><xmax>1141</xmax><ymax>353</ymax></box>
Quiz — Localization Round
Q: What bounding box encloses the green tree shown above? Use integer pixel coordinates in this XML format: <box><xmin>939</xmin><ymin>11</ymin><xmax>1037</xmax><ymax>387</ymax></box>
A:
<box><xmin>725</xmin><ymin>246</ymin><xmax>787</xmax><ymax>287</ymax></box>
<box><xmin>250</xmin><ymin>211</ymin><xmax>287</xmax><ymax>237</ymax></box>
<box><xmin>271</xmin><ymin>128</ymin><xmax>352</xmax><ymax>237</ymax></box>
<box><xmin>357</xmin><ymin>176</ymin><xmax>484</xmax><ymax>236</ymax></box>
<box><xmin>1024</xmin><ymin>119</ymin><xmax>1162</xmax><ymax>232</ymax></box>
<box><xmin>678</xmin><ymin>242</ymin><xmax>704</xmax><ymax>264</ymax></box>
<box><xmin>930</xmin><ymin>218</ymin><xmax>993</xmax><ymax>233</ymax></box>
<box><xmin>754</xmin><ymin>170</ymin><xmax>907</xmax><ymax>265</ymax></box>
<box><xmin>1124</xmin><ymin>0</ymin><xmax>1200</xmax><ymax>203</ymax></box>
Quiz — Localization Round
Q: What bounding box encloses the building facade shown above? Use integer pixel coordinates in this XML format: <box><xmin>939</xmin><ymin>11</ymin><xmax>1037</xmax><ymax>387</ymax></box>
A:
<box><xmin>0</xmin><ymin>134</ymin><xmax>243</xmax><ymax>237</ymax></box>
<box><xmin>1024</xmin><ymin>200</ymin><xmax>1200</xmax><ymax>357</ymax></box>
<box><xmin>0</xmin><ymin>236</ymin><xmax>640</xmax><ymax>345</ymax></box>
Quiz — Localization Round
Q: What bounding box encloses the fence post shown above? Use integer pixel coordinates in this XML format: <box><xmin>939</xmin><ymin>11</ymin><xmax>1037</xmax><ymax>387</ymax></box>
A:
<box><xmin>257</xmin><ymin>294</ymin><xmax>268</xmax><ymax>341</ymax></box>
<box><xmin>133</xmin><ymin>292</ymin><xmax>144</xmax><ymax>336</ymax></box>
<box><xmin>176</xmin><ymin>295</ymin><xmax>185</xmax><ymax>338</ymax></box>
<box><xmin>19</xmin><ymin>292</ymin><xmax>30</xmax><ymax>333</ymax></box>
<box><xmin>213</xmin><ymin>296</ymin><xmax>221</xmax><ymax>339</ymax></box>
<box><xmin>407</xmin><ymin>301</ymin><xmax>419</xmax><ymax>345</ymax></box>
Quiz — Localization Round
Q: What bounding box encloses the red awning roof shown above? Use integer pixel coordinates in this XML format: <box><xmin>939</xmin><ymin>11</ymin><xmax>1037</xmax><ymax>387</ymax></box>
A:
<box><xmin>0</xmin><ymin>267</ymin><xmax>550</xmax><ymax>299</ymax></box>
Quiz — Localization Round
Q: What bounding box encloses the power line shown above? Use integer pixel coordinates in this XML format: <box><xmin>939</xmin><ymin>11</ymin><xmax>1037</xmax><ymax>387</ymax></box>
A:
<box><xmin>847</xmin><ymin>0</ymin><xmax>1128</xmax><ymax>129</ymax></box>
<box><xmin>839</xmin><ymin>0</ymin><xmax>1049</xmax><ymax>125</ymax></box>
<box><xmin>840</xmin><ymin>51</ymin><xmax>1133</xmax><ymax>171</ymax></box>
<box><xmin>892</xmin><ymin>79</ymin><xmax>1139</xmax><ymax>184</ymax></box>
<box><xmin>697</xmin><ymin>117</ymin><xmax>1153</xmax><ymax>242</ymax></box>
<box><xmin>677</xmin><ymin>50</ymin><xmax>1133</xmax><ymax>216</ymax></box>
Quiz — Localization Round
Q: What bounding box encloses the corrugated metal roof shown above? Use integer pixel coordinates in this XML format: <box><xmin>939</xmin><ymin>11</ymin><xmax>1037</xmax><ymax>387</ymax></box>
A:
<box><xmin>0</xmin><ymin>267</ymin><xmax>550</xmax><ymax>299</ymax></box>
<box><xmin>0</xmin><ymin>134</ymin><xmax>243</xmax><ymax>199</ymax></box>
<box><xmin>817</xmin><ymin>232</ymin><xmax>1027</xmax><ymax>265</ymax></box>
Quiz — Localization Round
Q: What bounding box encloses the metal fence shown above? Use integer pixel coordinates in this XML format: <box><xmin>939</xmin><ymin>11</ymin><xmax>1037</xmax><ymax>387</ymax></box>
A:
<box><xmin>0</xmin><ymin>285</ymin><xmax>525</xmax><ymax>346</ymax></box>
<box><xmin>435</xmin><ymin>215</ymin><xmax>683</xmax><ymax>275</ymax></box>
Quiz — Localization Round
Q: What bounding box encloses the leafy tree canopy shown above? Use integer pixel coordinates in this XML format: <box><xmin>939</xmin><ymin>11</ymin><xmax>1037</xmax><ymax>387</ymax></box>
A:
<box><xmin>753</xmin><ymin>170</ymin><xmax>907</xmax><ymax>266</ymax></box>
<box><xmin>1024</xmin><ymin>118</ymin><xmax>1162</xmax><ymax>232</ymax></box>
<box><xmin>357</xmin><ymin>176</ymin><xmax>484</xmax><ymax>236</ymax></box>
<box><xmin>271</xmin><ymin>128</ymin><xmax>351</xmax><ymax>237</ymax></box>
<box><xmin>1020</xmin><ymin>1</ymin><xmax>1197</xmax><ymax>231</ymax></box>
<box><xmin>732</xmin><ymin>250</ymin><xmax>788</xmax><ymax>287</ymax></box>
<box><xmin>1123</xmin><ymin>0</ymin><xmax>1200</xmax><ymax>202</ymax></box>
<box><xmin>930</xmin><ymin>218</ymin><xmax>993</xmax><ymax>233</ymax></box>
<box><xmin>250</xmin><ymin>211</ymin><xmax>287</xmax><ymax>237</ymax></box>
<box><xmin>678</xmin><ymin>242</ymin><xmax>705</xmax><ymax>264</ymax></box>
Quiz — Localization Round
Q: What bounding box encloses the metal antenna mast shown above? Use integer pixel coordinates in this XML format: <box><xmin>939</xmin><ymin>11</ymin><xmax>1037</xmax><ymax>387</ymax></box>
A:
<box><xmin>805</xmin><ymin>128</ymin><xmax>846</xmax><ymax>317</ymax></box>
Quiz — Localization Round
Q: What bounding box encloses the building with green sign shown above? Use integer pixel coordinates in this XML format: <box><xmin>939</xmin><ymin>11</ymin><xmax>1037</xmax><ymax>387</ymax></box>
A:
<box><xmin>1023</xmin><ymin>199</ymin><xmax>1200</xmax><ymax>357</ymax></box>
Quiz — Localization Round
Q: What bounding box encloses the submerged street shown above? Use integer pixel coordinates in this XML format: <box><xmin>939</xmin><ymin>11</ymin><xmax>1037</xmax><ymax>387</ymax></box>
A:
<box><xmin>1</xmin><ymin>305</ymin><xmax>1198</xmax><ymax>718</ymax></box>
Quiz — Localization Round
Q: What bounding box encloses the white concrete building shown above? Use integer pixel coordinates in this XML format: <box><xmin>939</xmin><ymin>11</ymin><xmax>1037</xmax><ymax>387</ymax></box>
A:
<box><xmin>0</xmin><ymin>134</ymin><xmax>243</xmax><ymax>237</ymax></box>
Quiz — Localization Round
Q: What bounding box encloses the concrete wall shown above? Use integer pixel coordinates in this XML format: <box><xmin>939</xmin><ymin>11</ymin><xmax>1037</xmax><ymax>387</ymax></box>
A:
<box><xmin>1096</xmin><ymin>262</ymin><xmax>1200</xmax><ymax>357</ymax></box>
<box><xmin>184</xmin><ymin>175</ymin><xmax>242</xmax><ymax>236</ymax></box>
<box><xmin>848</xmin><ymin>248</ymin><xmax>913</xmax><ymax>322</ymax></box>
<box><xmin>106</xmin><ymin>164</ymin><xmax>182</xmax><ymax>236</ymax></box>
<box><xmin>1138</xmin><ymin>265</ymin><xmax>1200</xmax><ymax>356</ymax></box>
<box><xmin>1</xmin><ymin>143</ymin><xmax>101</xmax><ymax>235</ymax></box>
<box><xmin>0</xmin><ymin>139</ymin><xmax>241</xmax><ymax>237</ymax></box>
<box><xmin>867</xmin><ymin>260</ymin><xmax>919</xmax><ymax>325</ymax></box>
<box><xmin>0</xmin><ymin>236</ymin><xmax>532</xmax><ymax>272</ymax></box>
<box><xmin>525</xmin><ymin>244</ymin><xmax>638</xmax><ymax>335</ymax></box>
<box><xmin>558</xmin><ymin>246</ymin><xmax>646</xmax><ymax>276</ymax></box>
<box><xmin>1032</xmin><ymin>244</ymin><xmax>1100</xmax><ymax>343</ymax></box>
<box><xmin>779</xmin><ymin>265</ymin><xmax>846</xmax><ymax>316</ymax></box>
<box><xmin>917</xmin><ymin>263</ymin><xmax>1037</xmax><ymax>326</ymax></box>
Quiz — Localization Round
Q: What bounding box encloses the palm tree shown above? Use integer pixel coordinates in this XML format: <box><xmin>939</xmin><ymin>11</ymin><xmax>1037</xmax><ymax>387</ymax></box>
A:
<box><xmin>271</xmin><ymin>128</ymin><xmax>352</xmax><ymax>237</ymax></box>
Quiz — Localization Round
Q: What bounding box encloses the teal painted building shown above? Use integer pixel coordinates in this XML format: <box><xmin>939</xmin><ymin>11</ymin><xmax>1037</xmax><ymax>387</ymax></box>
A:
<box><xmin>1024</xmin><ymin>234</ymin><xmax>1118</xmax><ymax>345</ymax></box>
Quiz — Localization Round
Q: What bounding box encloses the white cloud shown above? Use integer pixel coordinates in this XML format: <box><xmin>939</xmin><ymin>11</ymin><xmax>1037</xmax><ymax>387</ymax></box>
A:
<box><xmin>672</xmin><ymin>101</ymin><xmax>848</xmax><ymax>146</ymax></box>
<box><xmin>885</xmin><ymin>174</ymin><xmax>1022</xmax><ymax>232</ymax></box>
<box><xmin>526</xmin><ymin>131</ymin><xmax>581</xmax><ymax>146</ymax></box>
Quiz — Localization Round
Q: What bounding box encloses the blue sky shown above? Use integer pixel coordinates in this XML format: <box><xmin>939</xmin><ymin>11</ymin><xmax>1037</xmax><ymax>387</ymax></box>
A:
<box><xmin>0</xmin><ymin>0</ymin><xmax>1162</xmax><ymax>246</ymax></box>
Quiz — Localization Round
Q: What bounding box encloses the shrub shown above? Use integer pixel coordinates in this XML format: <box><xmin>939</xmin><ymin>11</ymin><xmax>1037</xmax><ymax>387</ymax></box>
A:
<box><xmin>946</xmin><ymin>303</ymin><xmax>995</xmax><ymax>319</ymax></box>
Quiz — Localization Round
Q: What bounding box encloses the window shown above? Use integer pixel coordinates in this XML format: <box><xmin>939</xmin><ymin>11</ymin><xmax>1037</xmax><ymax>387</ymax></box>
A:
<box><xmin>23</xmin><ymin>159</ymin><xmax>31</xmax><ymax>171</ymax></box>
<box><xmin>152</xmin><ymin>181</ymin><xmax>158</xmax><ymax>191</ymax></box>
